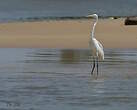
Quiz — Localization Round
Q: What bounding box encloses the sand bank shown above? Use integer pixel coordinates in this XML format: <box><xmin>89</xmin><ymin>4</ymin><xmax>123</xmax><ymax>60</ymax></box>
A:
<box><xmin>0</xmin><ymin>19</ymin><xmax>136</xmax><ymax>48</ymax></box>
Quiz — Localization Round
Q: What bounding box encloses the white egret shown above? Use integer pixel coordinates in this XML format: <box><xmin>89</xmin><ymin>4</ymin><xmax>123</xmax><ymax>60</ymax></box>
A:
<box><xmin>87</xmin><ymin>14</ymin><xmax>104</xmax><ymax>76</ymax></box>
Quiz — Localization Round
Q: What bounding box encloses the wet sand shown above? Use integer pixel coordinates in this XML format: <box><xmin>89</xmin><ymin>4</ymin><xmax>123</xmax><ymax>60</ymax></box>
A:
<box><xmin>0</xmin><ymin>19</ymin><xmax>137</xmax><ymax>48</ymax></box>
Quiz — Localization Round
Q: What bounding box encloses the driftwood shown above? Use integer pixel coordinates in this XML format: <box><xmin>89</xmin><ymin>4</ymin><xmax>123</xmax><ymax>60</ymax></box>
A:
<box><xmin>125</xmin><ymin>17</ymin><xmax>137</xmax><ymax>25</ymax></box>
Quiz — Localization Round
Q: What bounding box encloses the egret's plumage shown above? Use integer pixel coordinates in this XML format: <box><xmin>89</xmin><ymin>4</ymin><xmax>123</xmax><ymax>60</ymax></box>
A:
<box><xmin>90</xmin><ymin>38</ymin><xmax>104</xmax><ymax>60</ymax></box>
<box><xmin>88</xmin><ymin>14</ymin><xmax>104</xmax><ymax>76</ymax></box>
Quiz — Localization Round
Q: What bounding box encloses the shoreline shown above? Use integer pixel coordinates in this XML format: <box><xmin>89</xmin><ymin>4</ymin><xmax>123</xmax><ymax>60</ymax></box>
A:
<box><xmin>0</xmin><ymin>16</ymin><xmax>131</xmax><ymax>24</ymax></box>
<box><xmin>0</xmin><ymin>18</ymin><xmax>137</xmax><ymax>48</ymax></box>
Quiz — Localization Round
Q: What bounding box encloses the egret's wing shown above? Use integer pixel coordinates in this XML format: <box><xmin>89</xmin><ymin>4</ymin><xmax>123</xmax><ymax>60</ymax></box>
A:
<box><xmin>97</xmin><ymin>40</ymin><xmax>103</xmax><ymax>50</ymax></box>
<box><xmin>96</xmin><ymin>39</ymin><xmax>104</xmax><ymax>60</ymax></box>
<box><xmin>92</xmin><ymin>38</ymin><xmax>103</xmax><ymax>50</ymax></box>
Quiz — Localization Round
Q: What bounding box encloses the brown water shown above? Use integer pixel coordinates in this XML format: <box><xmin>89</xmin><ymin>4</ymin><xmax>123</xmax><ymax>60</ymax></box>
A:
<box><xmin>0</xmin><ymin>48</ymin><xmax>137</xmax><ymax>110</ymax></box>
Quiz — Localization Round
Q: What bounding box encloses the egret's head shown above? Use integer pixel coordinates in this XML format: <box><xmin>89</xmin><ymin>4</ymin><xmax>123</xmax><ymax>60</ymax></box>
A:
<box><xmin>87</xmin><ymin>14</ymin><xmax>98</xmax><ymax>19</ymax></box>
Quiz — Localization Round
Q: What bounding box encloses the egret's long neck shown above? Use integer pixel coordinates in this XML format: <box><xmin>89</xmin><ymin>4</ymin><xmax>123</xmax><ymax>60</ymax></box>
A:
<box><xmin>91</xmin><ymin>17</ymin><xmax>98</xmax><ymax>39</ymax></box>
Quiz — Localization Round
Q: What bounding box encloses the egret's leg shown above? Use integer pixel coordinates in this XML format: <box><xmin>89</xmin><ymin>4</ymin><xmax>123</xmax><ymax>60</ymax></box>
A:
<box><xmin>91</xmin><ymin>58</ymin><xmax>95</xmax><ymax>75</ymax></box>
<box><xmin>96</xmin><ymin>57</ymin><xmax>99</xmax><ymax>77</ymax></box>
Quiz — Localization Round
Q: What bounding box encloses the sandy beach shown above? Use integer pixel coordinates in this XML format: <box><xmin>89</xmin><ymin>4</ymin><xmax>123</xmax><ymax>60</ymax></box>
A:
<box><xmin>0</xmin><ymin>19</ymin><xmax>136</xmax><ymax>48</ymax></box>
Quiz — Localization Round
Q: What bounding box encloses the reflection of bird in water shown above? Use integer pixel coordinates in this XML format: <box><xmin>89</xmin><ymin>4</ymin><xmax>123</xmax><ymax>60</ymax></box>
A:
<box><xmin>87</xmin><ymin>14</ymin><xmax>104</xmax><ymax>77</ymax></box>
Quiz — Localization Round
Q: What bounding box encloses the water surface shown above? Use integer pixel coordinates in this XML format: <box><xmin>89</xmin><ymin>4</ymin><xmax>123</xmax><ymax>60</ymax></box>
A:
<box><xmin>0</xmin><ymin>0</ymin><xmax>137</xmax><ymax>22</ymax></box>
<box><xmin>0</xmin><ymin>48</ymin><xmax>137</xmax><ymax>110</ymax></box>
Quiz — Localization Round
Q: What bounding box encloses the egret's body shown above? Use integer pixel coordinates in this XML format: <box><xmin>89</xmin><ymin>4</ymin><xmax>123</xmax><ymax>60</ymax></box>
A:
<box><xmin>89</xmin><ymin>38</ymin><xmax>104</xmax><ymax>60</ymax></box>
<box><xmin>88</xmin><ymin>14</ymin><xmax>104</xmax><ymax>76</ymax></box>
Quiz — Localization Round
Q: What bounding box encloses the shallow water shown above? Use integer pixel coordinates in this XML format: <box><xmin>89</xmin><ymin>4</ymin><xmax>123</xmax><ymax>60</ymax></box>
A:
<box><xmin>0</xmin><ymin>48</ymin><xmax>137</xmax><ymax>110</ymax></box>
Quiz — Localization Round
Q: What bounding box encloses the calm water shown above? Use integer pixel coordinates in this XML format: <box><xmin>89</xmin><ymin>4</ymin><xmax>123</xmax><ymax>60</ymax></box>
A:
<box><xmin>0</xmin><ymin>0</ymin><xmax>137</xmax><ymax>22</ymax></box>
<box><xmin>0</xmin><ymin>48</ymin><xmax>137</xmax><ymax>110</ymax></box>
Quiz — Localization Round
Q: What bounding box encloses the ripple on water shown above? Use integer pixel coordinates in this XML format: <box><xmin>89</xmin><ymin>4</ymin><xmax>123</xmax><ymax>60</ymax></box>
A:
<box><xmin>0</xmin><ymin>48</ymin><xmax>137</xmax><ymax>110</ymax></box>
